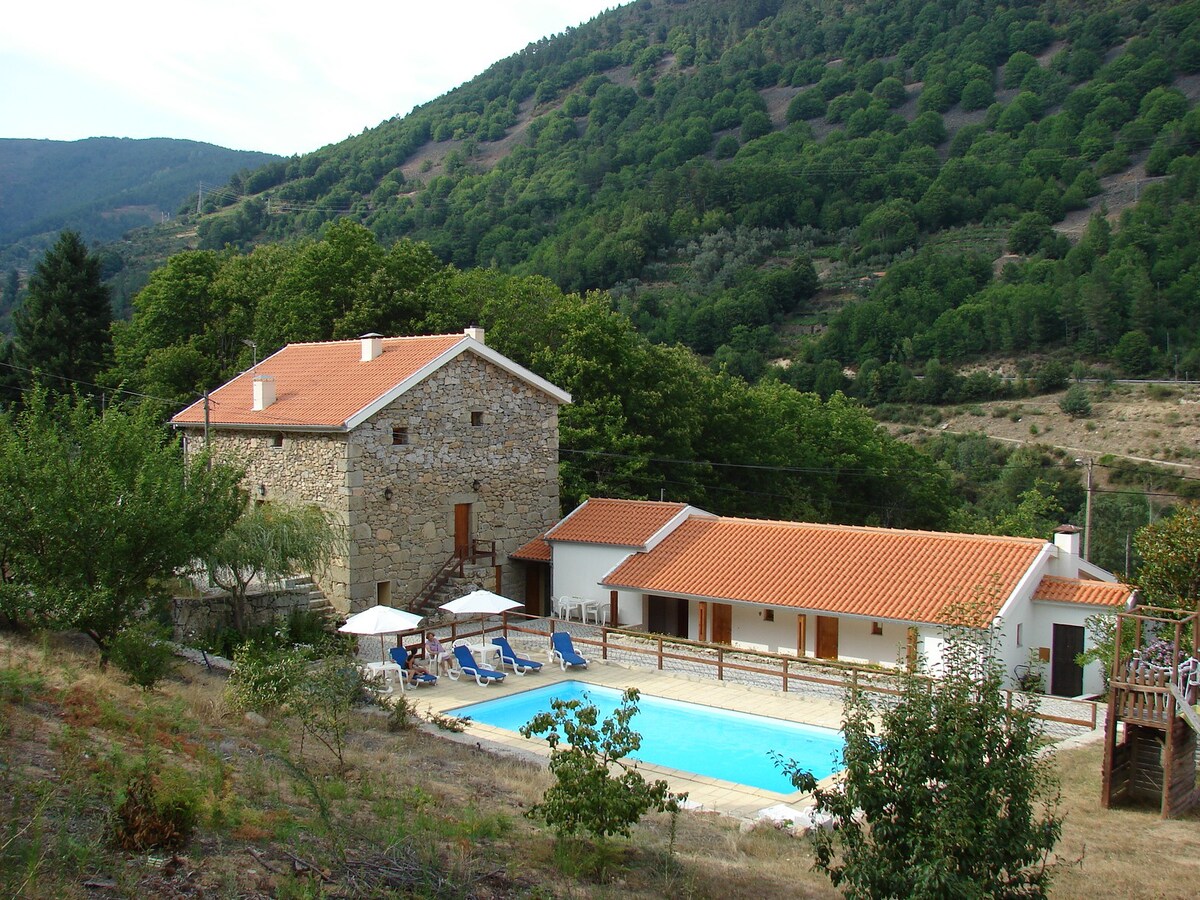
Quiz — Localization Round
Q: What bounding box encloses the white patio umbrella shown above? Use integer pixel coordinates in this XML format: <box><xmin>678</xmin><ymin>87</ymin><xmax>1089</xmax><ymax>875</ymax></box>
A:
<box><xmin>439</xmin><ymin>589</ymin><xmax>523</xmax><ymax>616</ymax></box>
<box><xmin>338</xmin><ymin>604</ymin><xmax>424</xmax><ymax>662</ymax></box>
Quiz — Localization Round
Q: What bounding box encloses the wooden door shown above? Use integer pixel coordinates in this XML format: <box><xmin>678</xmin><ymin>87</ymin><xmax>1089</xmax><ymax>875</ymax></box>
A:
<box><xmin>815</xmin><ymin>615</ymin><xmax>839</xmax><ymax>660</ymax></box>
<box><xmin>523</xmin><ymin>563</ymin><xmax>545</xmax><ymax>616</ymax></box>
<box><xmin>711</xmin><ymin>603</ymin><xmax>732</xmax><ymax>644</ymax></box>
<box><xmin>454</xmin><ymin>503</ymin><xmax>471</xmax><ymax>559</ymax></box>
<box><xmin>1050</xmin><ymin>623</ymin><xmax>1085</xmax><ymax>696</ymax></box>
<box><xmin>647</xmin><ymin>596</ymin><xmax>688</xmax><ymax>638</ymax></box>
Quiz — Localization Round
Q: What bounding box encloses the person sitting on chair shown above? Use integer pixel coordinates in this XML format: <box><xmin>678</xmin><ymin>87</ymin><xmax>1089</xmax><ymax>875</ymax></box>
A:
<box><xmin>405</xmin><ymin>653</ymin><xmax>433</xmax><ymax>686</ymax></box>
<box><xmin>425</xmin><ymin>631</ymin><xmax>451</xmax><ymax>675</ymax></box>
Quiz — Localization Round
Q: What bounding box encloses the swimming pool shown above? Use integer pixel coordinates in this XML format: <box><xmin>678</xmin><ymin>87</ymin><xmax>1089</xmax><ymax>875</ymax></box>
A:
<box><xmin>449</xmin><ymin>681</ymin><xmax>843</xmax><ymax>794</ymax></box>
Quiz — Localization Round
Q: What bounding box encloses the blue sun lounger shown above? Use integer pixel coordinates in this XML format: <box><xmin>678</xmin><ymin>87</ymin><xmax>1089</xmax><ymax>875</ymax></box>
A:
<box><xmin>389</xmin><ymin>646</ymin><xmax>438</xmax><ymax>690</ymax></box>
<box><xmin>489</xmin><ymin>636</ymin><xmax>544</xmax><ymax>675</ymax></box>
<box><xmin>550</xmin><ymin>631</ymin><xmax>588</xmax><ymax>670</ymax></box>
<box><xmin>450</xmin><ymin>644</ymin><xmax>507</xmax><ymax>686</ymax></box>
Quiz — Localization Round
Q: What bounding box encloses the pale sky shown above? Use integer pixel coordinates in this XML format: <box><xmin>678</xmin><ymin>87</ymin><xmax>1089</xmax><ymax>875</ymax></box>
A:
<box><xmin>2</xmin><ymin>1</ymin><xmax>619</xmax><ymax>157</ymax></box>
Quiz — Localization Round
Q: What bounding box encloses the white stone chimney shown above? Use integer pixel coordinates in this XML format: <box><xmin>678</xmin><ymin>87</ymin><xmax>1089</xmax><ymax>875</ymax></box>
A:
<box><xmin>1053</xmin><ymin>524</ymin><xmax>1081</xmax><ymax>557</ymax></box>
<box><xmin>464</xmin><ymin>326</ymin><xmax>485</xmax><ymax>345</ymax></box>
<box><xmin>361</xmin><ymin>333</ymin><xmax>383</xmax><ymax>361</ymax></box>
<box><xmin>252</xmin><ymin>375</ymin><xmax>276</xmax><ymax>411</ymax></box>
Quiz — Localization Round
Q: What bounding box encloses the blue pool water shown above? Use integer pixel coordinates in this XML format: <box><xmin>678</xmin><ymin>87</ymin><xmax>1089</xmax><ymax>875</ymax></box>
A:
<box><xmin>450</xmin><ymin>681</ymin><xmax>843</xmax><ymax>794</ymax></box>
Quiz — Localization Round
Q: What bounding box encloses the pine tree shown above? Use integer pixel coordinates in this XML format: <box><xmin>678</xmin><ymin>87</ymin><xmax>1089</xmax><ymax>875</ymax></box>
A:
<box><xmin>13</xmin><ymin>231</ymin><xmax>112</xmax><ymax>394</ymax></box>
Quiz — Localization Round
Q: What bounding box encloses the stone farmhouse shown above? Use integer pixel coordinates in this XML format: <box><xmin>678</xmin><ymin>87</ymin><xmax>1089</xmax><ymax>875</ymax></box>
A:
<box><xmin>172</xmin><ymin>329</ymin><xmax>571</xmax><ymax>614</ymax></box>
<box><xmin>515</xmin><ymin>498</ymin><xmax>1133</xmax><ymax>697</ymax></box>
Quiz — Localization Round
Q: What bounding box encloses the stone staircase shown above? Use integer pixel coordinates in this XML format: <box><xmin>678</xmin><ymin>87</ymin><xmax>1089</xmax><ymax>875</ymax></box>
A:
<box><xmin>282</xmin><ymin>576</ymin><xmax>337</xmax><ymax>623</ymax></box>
<box><xmin>409</xmin><ymin>558</ymin><xmax>495</xmax><ymax>619</ymax></box>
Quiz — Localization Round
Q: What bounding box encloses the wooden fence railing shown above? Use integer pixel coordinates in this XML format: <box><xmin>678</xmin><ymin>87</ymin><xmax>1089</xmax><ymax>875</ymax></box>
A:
<box><xmin>398</xmin><ymin>614</ymin><xmax>1099</xmax><ymax>731</ymax></box>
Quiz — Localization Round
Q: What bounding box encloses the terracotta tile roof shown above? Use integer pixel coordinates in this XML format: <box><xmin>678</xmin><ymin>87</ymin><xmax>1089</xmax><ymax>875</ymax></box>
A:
<box><xmin>172</xmin><ymin>333</ymin><xmax>569</xmax><ymax>430</ymax></box>
<box><xmin>1033</xmin><ymin>575</ymin><xmax>1131</xmax><ymax>608</ymax></box>
<box><xmin>172</xmin><ymin>335</ymin><xmax>467</xmax><ymax>428</ymax></box>
<box><xmin>546</xmin><ymin>498</ymin><xmax>690</xmax><ymax>548</ymax></box>
<box><xmin>602</xmin><ymin>517</ymin><xmax>1049</xmax><ymax>626</ymax></box>
<box><xmin>511</xmin><ymin>535</ymin><xmax>551</xmax><ymax>562</ymax></box>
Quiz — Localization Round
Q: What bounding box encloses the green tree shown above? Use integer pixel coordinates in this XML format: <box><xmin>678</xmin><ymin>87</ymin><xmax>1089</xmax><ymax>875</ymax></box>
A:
<box><xmin>778</xmin><ymin>610</ymin><xmax>1063</xmax><ymax>898</ymax></box>
<box><xmin>1</xmin><ymin>268</ymin><xmax>19</xmax><ymax>311</ymax></box>
<box><xmin>1112</xmin><ymin>330</ymin><xmax>1153</xmax><ymax>375</ymax></box>
<box><xmin>13</xmin><ymin>231</ymin><xmax>113</xmax><ymax>395</ymax></box>
<box><xmin>0</xmin><ymin>390</ymin><xmax>244</xmax><ymax>660</ymax></box>
<box><xmin>1058</xmin><ymin>384</ymin><xmax>1092</xmax><ymax>418</ymax></box>
<box><xmin>1134</xmin><ymin>505</ymin><xmax>1200</xmax><ymax>611</ymax></box>
<box><xmin>204</xmin><ymin>502</ymin><xmax>339</xmax><ymax>635</ymax></box>
<box><xmin>520</xmin><ymin>687</ymin><xmax>683</xmax><ymax>844</ymax></box>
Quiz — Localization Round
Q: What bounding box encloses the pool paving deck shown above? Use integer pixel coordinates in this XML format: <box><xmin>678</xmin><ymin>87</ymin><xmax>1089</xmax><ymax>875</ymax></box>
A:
<box><xmin>392</xmin><ymin>644</ymin><xmax>845</xmax><ymax>821</ymax></box>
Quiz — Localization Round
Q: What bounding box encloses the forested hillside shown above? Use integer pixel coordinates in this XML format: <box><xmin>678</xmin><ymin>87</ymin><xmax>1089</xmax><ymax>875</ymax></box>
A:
<box><xmin>175</xmin><ymin>0</ymin><xmax>1200</xmax><ymax>383</ymax></box>
<box><xmin>0</xmin><ymin>136</ymin><xmax>278</xmax><ymax>283</ymax></box>
<box><xmin>10</xmin><ymin>0</ymin><xmax>1200</xmax><ymax>577</ymax></box>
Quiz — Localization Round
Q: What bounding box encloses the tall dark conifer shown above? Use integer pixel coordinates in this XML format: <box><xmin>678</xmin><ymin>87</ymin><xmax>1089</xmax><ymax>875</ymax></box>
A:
<box><xmin>13</xmin><ymin>231</ymin><xmax>112</xmax><ymax>394</ymax></box>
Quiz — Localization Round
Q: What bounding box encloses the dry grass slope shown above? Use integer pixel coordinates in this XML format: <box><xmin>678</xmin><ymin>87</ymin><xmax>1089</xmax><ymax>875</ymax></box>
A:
<box><xmin>2</xmin><ymin>631</ymin><xmax>1197</xmax><ymax>898</ymax></box>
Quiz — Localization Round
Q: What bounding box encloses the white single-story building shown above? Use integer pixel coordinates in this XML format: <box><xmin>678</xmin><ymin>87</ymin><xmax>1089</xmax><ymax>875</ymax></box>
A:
<box><xmin>514</xmin><ymin>498</ymin><xmax>1133</xmax><ymax>697</ymax></box>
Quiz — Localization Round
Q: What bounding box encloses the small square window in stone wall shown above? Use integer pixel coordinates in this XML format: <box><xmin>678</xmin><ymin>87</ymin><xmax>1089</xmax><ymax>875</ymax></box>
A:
<box><xmin>271</xmin><ymin>433</ymin><xmax>284</xmax><ymax>448</ymax></box>
<box><xmin>392</xmin><ymin>426</ymin><xmax>408</xmax><ymax>445</ymax></box>
<box><xmin>471</xmin><ymin>410</ymin><xmax>484</xmax><ymax>426</ymax></box>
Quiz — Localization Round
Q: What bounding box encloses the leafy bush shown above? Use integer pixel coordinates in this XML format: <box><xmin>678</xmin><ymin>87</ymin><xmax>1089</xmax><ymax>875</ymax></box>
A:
<box><xmin>777</xmin><ymin>614</ymin><xmax>1063</xmax><ymax>897</ymax></box>
<box><xmin>288</xmin><ymin>654</ymin><xmax>366</xmax><ymax>769</ymax></box>
<box><xmin>108</xmin><ymin>621</ymin><xmax>177</xmax><ymax>691</ymax></box>
<box><xmin>520</xmin><ymin>688</ymin><xmax>684</xmax><ymax>844</ymax></box>
<box><xmin>227</xmin><ymin>641</ymin><xmax>315</xmax><ymax>712</ymax></box>
<box><xmin>112</xmin><ymin>761</ymin><xmax>201</xmax><ymax>851</ymax></box>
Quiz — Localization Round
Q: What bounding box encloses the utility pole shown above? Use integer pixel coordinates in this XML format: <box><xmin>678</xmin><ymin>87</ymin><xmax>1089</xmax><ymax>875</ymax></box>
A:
<box><xmin>1076</xmin><ymin>457</ymin><xmax>1094</xmax><ymax>561</ymax></box>
<box><xmin>197</xmin><ymin>182</ymin><xmax>203</xmax><ymax>216</ymax></box>
<box><xmin>203</xmin><ymin>390</ymin><xmax>211</xmax><ymax>453</ymax></box>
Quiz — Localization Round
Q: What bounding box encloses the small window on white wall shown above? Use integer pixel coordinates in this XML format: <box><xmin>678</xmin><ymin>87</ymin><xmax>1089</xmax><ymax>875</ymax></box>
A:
<box><xmin>1016</xmin><ymin>623</ymin><xmax>1024</xmax><ymax>647</ymax></box>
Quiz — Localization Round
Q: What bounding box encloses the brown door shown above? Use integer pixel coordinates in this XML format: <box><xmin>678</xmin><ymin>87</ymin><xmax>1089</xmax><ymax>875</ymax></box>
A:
<box><xmin>523</xmin><ymin>563</ymin><xmax>543</xmax><ymax>616</ymax></box>
<box><xmin>815</xmin><ymin>615</ymin><xmax>839</xmax><ymax>660</ymax></box>
<box><xmin>711</xmin><ymin>603</ymin><xmax>732</xmax><ymax>644</ymax></box>
<box><xmin>454</xmin><ymin>503</ymin><xmax>471</xmax><ymax>559</ymax></box>
<box><xmin>1050</xmin><ymin>624</ymin><xmax>1085</xmax><ymax>696</ymax></box>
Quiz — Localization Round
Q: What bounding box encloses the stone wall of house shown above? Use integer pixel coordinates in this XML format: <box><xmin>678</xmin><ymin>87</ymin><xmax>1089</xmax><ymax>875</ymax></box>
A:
<box><xmin>182</xmin><ymin>349</ymin><xmax>561</xmax><ymax>615</ymax></box>
<box><xmin>186</xmin><ymin>430</ymin><xmax>353</xmax><ymax>609</ymax></box>
<box><xmin>351</xmin><ymin>352</ymin><xmax>560</xmax><ymax>612</ymax></box>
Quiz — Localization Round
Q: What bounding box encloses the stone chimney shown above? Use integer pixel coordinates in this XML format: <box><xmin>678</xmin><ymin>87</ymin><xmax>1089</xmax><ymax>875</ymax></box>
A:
<box><xmin>1053</xmin><ymin>524</ymin><xmax>1081</xmax><ymax>557</ymax></box>
<box><xmin>361</xmin><ymin>333</ymin><xmax>383</xmax><ymax>361</ymax></box>
<box><xmin>464</xmin><ymin>326</ymin><xmax>485</xmax><ymax>345</ymax></box>
<box><xmin>252</xmin><ymin>375</ymin><xmax>276</xmax><ymax>411</ymax></box>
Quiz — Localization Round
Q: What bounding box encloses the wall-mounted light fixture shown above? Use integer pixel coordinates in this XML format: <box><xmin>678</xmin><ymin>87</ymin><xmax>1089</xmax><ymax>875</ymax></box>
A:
<box><xmin>471</xmin><ymin>479</ymin><xmax>481</xmax><ymax>492</ymax></box>
<box><xmin>256</xmin><ymin>483</ymin><xmax>266</xmax><ymax>498</ymax></box>
<box><xmin>384</xmin><ymin>487</ymin><xmax>393</xmax><ymax>502</ymax></box>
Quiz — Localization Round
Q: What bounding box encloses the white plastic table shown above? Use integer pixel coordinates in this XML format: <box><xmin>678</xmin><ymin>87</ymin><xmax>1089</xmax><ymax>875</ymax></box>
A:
<box><xmin>364</xmin><ymin>660</ymin><xmax>401</xmax><ymax>692</ymax></box>
<box><xmin>461</xmin><ymin>642</ymin><xmax>503</xmax><ymax>667</ymax></box>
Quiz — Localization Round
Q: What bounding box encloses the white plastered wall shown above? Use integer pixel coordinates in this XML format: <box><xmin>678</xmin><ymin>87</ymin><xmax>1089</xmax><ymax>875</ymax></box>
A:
<box><xmin>550</xmin><ymin>543</ymin><xmax>642</xmax><ymax>626</ymax></box>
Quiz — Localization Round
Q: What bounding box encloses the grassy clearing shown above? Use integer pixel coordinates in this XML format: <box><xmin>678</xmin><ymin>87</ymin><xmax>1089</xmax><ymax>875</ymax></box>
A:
<box><xmin>2</xmin><ymin>630</ymin><xmax>1197</xmax><ymax>898</ymax></box>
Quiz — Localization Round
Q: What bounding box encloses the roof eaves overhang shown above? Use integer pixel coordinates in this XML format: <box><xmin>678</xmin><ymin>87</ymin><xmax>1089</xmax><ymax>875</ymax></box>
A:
<box><xmin>1032</xmin><ymin>592</ymin><xmax>1134</xmax><ymax>611</ymax></box>
<box><xmin>342</xmin><ymin>338</ymin><xmax>570</xmax><ymax>432</ymax></box>
<box><xmin>642</xmin><ymin>505</ymin><xmax>715</xmax><ymax>552</ymax></box>
<box><xmin>173</xmin><ymin>421</ymin><xmax>348</xmax><ymax>434</ymax></box>
<box><xmin>994</xmin><ymin>542</ymin><xmax>1055</xmax><ymax>625</ymax></box>
<box><xmin>597</xmin><ymin>580</ymin><xmax>936</xmax><ymax>625</ymax></box>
